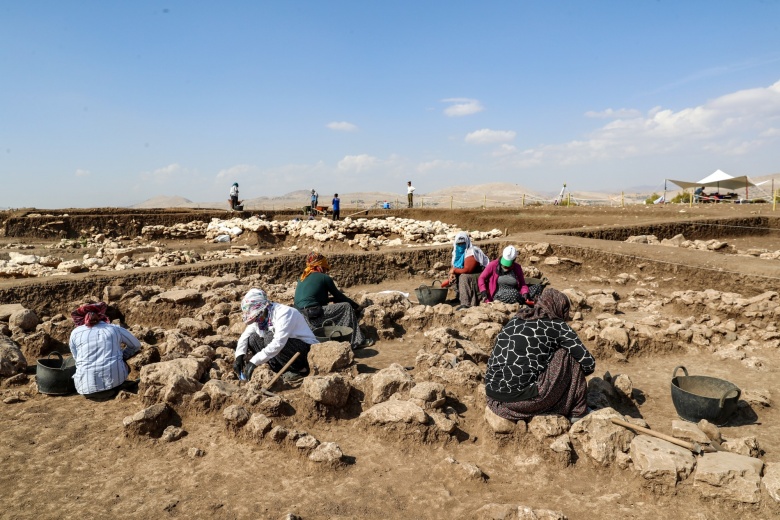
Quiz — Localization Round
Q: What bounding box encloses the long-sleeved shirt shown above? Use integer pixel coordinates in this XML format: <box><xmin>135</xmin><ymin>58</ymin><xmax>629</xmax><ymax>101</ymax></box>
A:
<box><xmin>484</xmin><ymin>317</ymin><xmax>595</xmax><ymax>401</ymax></box>
<box><xmin>407</xmin><ymin>185</ymin><xmax>415</xmax><ymax>194</ymax></box>
<box><xmin>293</xmin><ymin>272</ymin><xmax>357</xmax><ymax>310</ymax></box>
<box><xmin>69</xmin><ymin>322</ymin><xmax>141</xmax><ymax>395</ymax></box>
<box><xmin>236</xmin><ymin>303</ymin><xmax>319</xmax><ymax>366</ymax></box>
<box><xmin>478</xmin><ymin>259</ymin><xmax>530</xmax><ymax>302</ymax></box>
<box><xmin>229</xmin><ymin>186</ymin><xmax>239</xmax><ymax>197</ymax></box>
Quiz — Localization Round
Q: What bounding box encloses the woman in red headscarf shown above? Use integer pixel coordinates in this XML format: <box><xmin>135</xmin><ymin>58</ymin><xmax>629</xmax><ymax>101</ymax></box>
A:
<box><xmin>293</xmin><ymin>251</ymin><xmax>373</xmax><ymax>349</ymax></box>
<box><xmin>69</xmin><ymin>302</ymin><xmax>141</xmax><ymax>400</ymax></box>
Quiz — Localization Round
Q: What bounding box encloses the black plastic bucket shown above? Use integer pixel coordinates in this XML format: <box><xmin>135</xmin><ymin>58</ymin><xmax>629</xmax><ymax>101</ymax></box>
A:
<box><xmin>414</xmin><ymin>280</ymin><xmax>448</xmax><ymax>306</ymax></box>
<box><xmin>670</xmin><ymin>366</ymin><xmax>740</xmax><ymax>426</ymax></box>
<box><xmin>313</xmin><ymin>319</ymin><xmax>353</xmax><ymax>343</ymax></box>
<box><xmin>36</xmin><ymin>352</ymin><xmax>76</xmax><ymax>395</ymax></box>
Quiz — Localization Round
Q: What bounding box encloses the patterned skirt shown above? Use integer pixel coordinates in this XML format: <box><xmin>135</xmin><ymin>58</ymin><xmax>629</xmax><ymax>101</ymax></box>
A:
<box><xmin>455</xmin><ymin>273</ymin><xmax>481</xmax><ymax>306</ymax></box>
<box><xmin>303</xmin><ymin>302</ymin><xmax>365</xmax><ymax>350</ymax></box>
<box><xmin>486</xmin><ymin>349</ymin><xmax>588</xmax><ymax>421</ymax></box>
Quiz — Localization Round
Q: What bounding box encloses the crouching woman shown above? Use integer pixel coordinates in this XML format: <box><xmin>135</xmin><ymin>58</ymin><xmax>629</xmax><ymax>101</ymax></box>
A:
<box><xmin>69</xmin><ymin>302</ymin><xmax>141</xmax><ymax>400</ymax></box>
<box><xmin>234</xmin><ymin>289</ymin><xmax>319</xmax><ymax>383</ymax></box>
<box><xmin>484</xmin><ymin>288</ymin><xmax>595</xmax><ymax>422</ymax></box>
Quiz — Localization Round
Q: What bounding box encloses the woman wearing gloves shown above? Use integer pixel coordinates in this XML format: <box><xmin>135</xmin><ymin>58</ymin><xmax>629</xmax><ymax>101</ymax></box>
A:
<box><xmin>294</xmin><ymin>251</ymin><xmax>373</xmax><ymax>350</ymax></box>
<box><xmin>442</xmin><ymin>231</ymin><xmax>490</xmax><ymax>309</ymax></box>
<box><xmin>478</xmin><ymin>245</ymin><xmax>533</xmax><ymax>306</ymax></box>
<box><xmin>234</xmin><ymin>289</ymin><xmax>319</xmax><ymax>382</ymax></box>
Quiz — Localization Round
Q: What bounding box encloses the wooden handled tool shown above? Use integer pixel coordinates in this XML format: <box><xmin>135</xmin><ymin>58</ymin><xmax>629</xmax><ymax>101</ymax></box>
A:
<box><xmin>610</xmin><ymin>417</ymin><xmax>717</xmax><ymax>455</ymax></box>
<box><xmin>260</xmin><ymin>351</ymin><xmax>301</xmax><ymax>396</ymax></box>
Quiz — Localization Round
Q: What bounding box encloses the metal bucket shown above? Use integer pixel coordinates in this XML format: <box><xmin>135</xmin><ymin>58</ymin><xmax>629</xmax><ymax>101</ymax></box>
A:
<box><xmin>313</xmin><ymin>319</ymin><xmax>353</xmax><ymax>343</ymax></box>
<box><xmin>36</xmin><ymin>351</ymin><xmax>76</xmax><ymax>395</ymax></box>
<box><xmin>414</xmin><ymin>280</ymin><xmax>448</xmax><ymax>306</ymax></box>
<box><xmin>670</xmin><ymin>366</ymin><xmax>740</xmax><ymax>426</ymax></box>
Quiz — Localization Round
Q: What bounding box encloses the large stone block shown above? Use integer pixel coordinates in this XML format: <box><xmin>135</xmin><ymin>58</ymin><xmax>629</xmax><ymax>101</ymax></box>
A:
<box><xmin>360</xmin><ymin>400</ymin><xmax>429</xmax><ymax>425</ymax></box>
<box><xmin>371</xmin><ymin>363</ymin><xmax>414</xmax><ymax>404</ymax></box>
<box><xmin>122</xmin><ymin>403</ymin><xmax>173</xmax><ymax>437</ymax></box>
<box><xmin>693</xmin><ymin>451</ymin><xmax>763</xmax><ymax>503</ymax></box>
<box><xmin>302</xmin><ymin>374</ymin><xmax>351</xmax><ymax>407</ymax></box>
<box><xmin>569</xmin><ymin>408</ymin><xmax>634</xmax><ymax>466</ymax></box>
<box><xmin>307</xmin><ymin>341</ymin><xmax>353</xmax><ymax>374</ymax></box>
<box><xmin>139</xmin><ymin>357</ymin><xmax>209</xmax><ymax>404</ymax></box>
<box><xmin>630</xmin><ymin>435</ymin><xmax>696</xmax><ymax>486</ymax></box>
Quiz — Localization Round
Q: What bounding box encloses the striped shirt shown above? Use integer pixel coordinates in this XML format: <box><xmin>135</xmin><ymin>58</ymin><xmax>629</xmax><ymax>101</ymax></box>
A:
<box><xmin>69</xmin><ymin>322</ymin><xmax>141</xmax><ymax>395</ymax></box>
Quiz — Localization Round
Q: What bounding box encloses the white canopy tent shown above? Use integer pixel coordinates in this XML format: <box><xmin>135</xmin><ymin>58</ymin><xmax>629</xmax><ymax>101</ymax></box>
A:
<box><xmin>666</xmin><ymin>169</ymin><xmax>759</xmax><ymax>201</ymax></box>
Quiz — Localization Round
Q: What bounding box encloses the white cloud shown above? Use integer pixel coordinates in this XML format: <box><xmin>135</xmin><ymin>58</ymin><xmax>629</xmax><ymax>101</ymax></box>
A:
<box><xmin>75</xmin><ymin>169</ymin><xmax>90</xmax><ymax>177</ymax></box>
<box><xmin>216</xmin><ymin>164</ymin><xmax>255</xmax><ymax>181</ymax></box>
<box><xmin>327</xmin><ymin>121</ymin><xmax>358</xmax><ymax>132</ymax></box>
<box><xmin>337</xmin><ymin>154</ymin><xmax>379</xmax><ymax>172</ymax></box>
<box><xmin>465</xmin><ymin>128</ymin><xmax>516</xmax><ymax>144</ymax></box>
<box><xmin>152</xmin><ymin>163</ymin><xmax>181</xmax><ymax>178</ymax></box>
<box><xmin>442</xmin><ymin>98</ymin><xmax>484</xmax><ymax>117</ymax></box>
<box><xmin>585</xmin><ymin>108</ymin><xmax>642</xmax><ymax>119</ymax></box>
<box><xmin>492</xmin><ymin>144</ymin><xmax>517</xmax><ymax>157</ymax></box>
<box><xmin>416</xmin><ymin>160</ymin><xmax>474</xmax><ymax>173</ymax></box>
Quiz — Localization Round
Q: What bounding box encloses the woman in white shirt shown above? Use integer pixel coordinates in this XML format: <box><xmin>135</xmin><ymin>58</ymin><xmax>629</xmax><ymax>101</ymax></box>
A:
<box><xmin>233</xmin><ymin>288</ymin><xmax>319</xmax><ymax>382</ymax></box>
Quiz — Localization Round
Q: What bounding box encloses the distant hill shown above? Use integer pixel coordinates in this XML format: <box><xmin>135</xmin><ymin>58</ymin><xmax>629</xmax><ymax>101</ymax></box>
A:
<box><xmin>132</xmin><ymin>195</ymin><xmax>194</xmax><ymax>209</ymax></box>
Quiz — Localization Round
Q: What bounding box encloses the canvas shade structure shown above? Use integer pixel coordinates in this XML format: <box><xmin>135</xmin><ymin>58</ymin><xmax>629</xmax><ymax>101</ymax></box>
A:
<box><xmin>668</xmin><ymin>169</ymin><xmax>757</xmax><ymax>191</ymax></box>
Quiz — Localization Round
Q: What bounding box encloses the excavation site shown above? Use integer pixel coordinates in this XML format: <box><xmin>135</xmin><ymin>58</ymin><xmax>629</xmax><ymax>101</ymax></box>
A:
<box><xmin>1</xmin><ymin>204</ymin><xmax>779</xmax><ymax>520</ymax></box>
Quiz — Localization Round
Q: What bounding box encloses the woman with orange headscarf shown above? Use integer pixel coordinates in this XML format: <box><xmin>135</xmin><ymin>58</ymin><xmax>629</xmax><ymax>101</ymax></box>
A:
<box><xmin>293</xmin><ymin>252</ymin><xmax>373</xmax><ymax>349</ymax></box>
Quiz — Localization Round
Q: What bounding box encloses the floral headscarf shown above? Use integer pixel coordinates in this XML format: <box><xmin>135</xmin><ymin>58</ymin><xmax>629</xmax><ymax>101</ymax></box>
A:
<box><xmin>71</xmin><ymin>302</ymin><xmax>110</xmax><ymax>327</ymax></box>
<box><xmin>516</xmin><ymin>288</ymin><xmax>570</xmax><ymax>321</ymax></box>
<box><xmin>300</xmin><ymin>252</ymin><xmax>330</xmax><ymax>281</ymax></box>
<box><xmin>241</xmin><ymin>288</ymin><xmax>271</xmax><ymax>324</ymax></box>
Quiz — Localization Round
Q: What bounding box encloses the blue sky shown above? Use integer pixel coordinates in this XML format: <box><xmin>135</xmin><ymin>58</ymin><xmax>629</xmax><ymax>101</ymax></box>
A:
<box><xmin>2</xmin><ymin>1</ymin><xmax>780</xmax><ymax>208</ymax></box>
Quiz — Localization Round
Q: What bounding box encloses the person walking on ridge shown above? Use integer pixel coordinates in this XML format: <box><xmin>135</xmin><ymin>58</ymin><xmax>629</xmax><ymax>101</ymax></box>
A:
<box><xmin>407</xmin><ymin>181</ymin><xmax>415</xmax><ymax>208</ymax></box>
<box><xmin>332</xmin><ymin>193</ymin><xmax>340</xmax><ymax>220</ymax></box>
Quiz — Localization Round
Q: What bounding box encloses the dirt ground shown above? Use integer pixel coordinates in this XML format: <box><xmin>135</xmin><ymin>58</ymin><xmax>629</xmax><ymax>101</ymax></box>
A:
<box><xmin>1</xmin><ymin>205</ymin><xmax>780</xmax><ymax>519</ymax></box>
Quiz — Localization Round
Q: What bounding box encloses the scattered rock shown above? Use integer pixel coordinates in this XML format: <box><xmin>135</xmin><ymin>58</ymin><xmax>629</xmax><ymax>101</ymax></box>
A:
<box><xmin>569</xmin><ymin>408</ymin><xmax>634</xmax><ymax>466</ymax></box>
<box><xmin>697</xmin><ymin>420</ymin><xmax>722</xmax><ymax>444</ymax></box>
<box><xmin>371</xmin><ymin>363</ymin><xmax>414</xmax><ymax>404</ymax></box>
<box><xmin>302</xmin><ymin>374</ymin><xmax>351</xmax><ymax>407</ymax></box>
<box><xmin>223</xmin><ymin>405</ymin><xmax>251</xmax><ymax>431</ymax></box>
<box><xmin>528</xmin><ymin>415</ymin><xmax>570</xmax><ymax>441</ymax></box>
<box><xmin>671</xmin><ymin>420</ymin><xmax>710</xmax><ymax>445</ymax></box>
<box><xmin>308</xmin><ymin>442</ymin><xmax>343</xmax><ymax>464</ymax></box>
<box><xmin>188</xmin><ymin>447</ymin><xmax>205</xmax><ymax>458</ymax></box>
<box><xmin>161</xmin><ymin>426</ymin><xmax>186</xmax><ymax>442</ymax></box>
<box><xmin>721</xmin><ymin>436</ymin><xmax>760</xmax><ymax>458</ymax></box>
<box><xmin>763</xmin><ymin>462</ymin><xmax>780</xmax><ymax>503</ymax></box>
<box><xmin>245</xmin><ymin>413</ymin><xmax>273</xmax><ymax>440</ymax></box>
<box><xmin>122</xmin><ymin>403</ymin><xmax>173</xmax><ymax>437</ymax></box>
<box><xmin>307</xmin><ymin>340</ymin><xmax>353</xmax><ymax>374</ymax></box>
<box><xmin>484</xmin><ymin>405</ymin><xmax>516</xmax><ymax>434</ymax></box>
<box><xmin>0</xmin><ymin>337</ymin><xmax>27</xmax><ymax>377</ymax></box>
<box><xmin>9</xmin><ymin>309</ymin><xmax>39</xmax><ymax>332</ymax></box>
<box><xmin>474</xmin><ymin>503</ymin><xmax>567</xmax><ymax>520</ymax></box>
<box><xmin>360</xmin><ymin>400</ymin><xmax>428</xmax><ymax>425</ymax></box>
<box><xmin>693</xmin><ymin>452</ymin><xmax>763</xmax><ymax>503</ymax></box>
<box><xmin>630</xmin><ymin>435</ymin><xmax>696</xmax><ymax>486</ymax></box>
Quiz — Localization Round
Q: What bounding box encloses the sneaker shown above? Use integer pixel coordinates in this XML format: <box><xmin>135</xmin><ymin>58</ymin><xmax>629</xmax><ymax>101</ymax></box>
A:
<box><xmin>281</xmin><ymin>371</ymin><xmax>304</xmax><ymax>383</ymax></box>
<box><xmin>354</xmin><ymin>337</ymin><xmax>375</xmax><ymax>350</ymax></box>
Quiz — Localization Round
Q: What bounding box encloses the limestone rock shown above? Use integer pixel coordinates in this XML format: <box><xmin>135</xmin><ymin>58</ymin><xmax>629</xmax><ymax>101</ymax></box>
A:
<box><xmin>122</xmin><ymin>403</ymin><xmax>173</xmax><ymax>437</ymax></box>
<box><xmin>598</xmin><ymin>326</ymin><xmax>629</xmax><ymax>351</ymax></box>
<box><xmin>202</xmin><ymin>379</ymin><xmax>241</xmax><ymax>409</ymax></box>
<box><xmin>697</xmin><ymin>420</ymin><xmax>722</xmax><ymax>443</ymax></box>
<box><xmin>246</xmin><ymin>413</ymin><xmax>273</xmax><ymax>440</ymax></box>
<box><xmin>268</xmin><ymin>425</ymin><xmax>288</xmax><ymax>443</ymax></box>
<box><xmin>139</xmin><ymin>357</ymin><xmax>209</xmax><ymax>404</ymax></box>
<box><xmin>302</xmin><ymin>374</ymin><xmax>351</xmax><ymax>407</ymax></box>
<box><xmin>763</xmin><ymin>462</ymin><xmax>780</xmax><ymax>503</ymax></box>
<box><xmin>630</xmin><ymin>435</ymin><xmax>696</xmax><ymax>486</ymax></box>
<box><xmin>161</xmin><ymin>426</ymin><xmax>186</xmax><ymax>442</ymax></box>
<box><xmin>223</xmin><ymin>405</ymin><xmax>251</xmax><ymax>431</ymax></box>
<box><xmin>612</xmin><ymin>374</ymin><xmax>633</xmax><ymax>400</ymax></box>
<box><xmin>360</xmin><ymin>400</ymin><xmax>428</xmax><ymax>425</ymax></box>
<box><xmin>9</xmin><ymin>309</ymin><xmax>39</xmax><ymax>332</ymax></box>
<box><xmin>157</xmin><ymin>289</ymin><xmax>200</xmax><ymax>304</ymax></box>
<box><xmin>484</xmin><ymin>405</ymin><xmax>516</xmax><ymax>434</ymax></box>
<box><xmin>307</xmin><ymin>341</ymin><xmax>353</xmax><ymax>374</ymax></box>
<box><xmin>296</xmin><ymin>434</ymin><xmax>320</xmax><ymax>451</ymax></box>
<box><xmin>693</xmin><ymin>451</ymin><xmax>763</xmax><ymax>503</ymax></box>
<box><xmin>371</xmin><ymin>363</ymin><xmax>414</xmax><ymax>404</ymax></box>
<box><xmin>309</xmin><ymin>442</ymin><xmax>343</xmax><ymax>464</ymax></box>
<box><xmin>257</xmin><ymin>395</ymin><xmax>284</xmax><ymax>417</ymax></box>
<box><xmin>671</xmin><ymin>420</ymin><xmax>710</xmax><ymax>444</ymax></box>
<box><xmin>474</xmin><ymin>503</ymin><xmax>567</xmax><ymax>520</ymax></box>
<box><xmin>722</xmin><ymin>436</ymin><xmax>760</xmax><ymax>458</ymax></box>
<box><xmin>409</xmin><ymin>381</ymin><xmax>446</xmax><ymax>409</ymax></box>
<box><xmin>0</xmin><ymin>337</ymin><xmax>27</xmax><ymax>377</ymax></box>
<box><xmin>188</xmin><ymin>447</ymin><xmax>205</xmax><ymax>458</ymax></box>
<box><xmin>569</xmin><ymin>408</ymin><xmax>634</xmax><ymax>466</ymax></box>
<box><xmin>528</xmin><ymin>415</ymin><xmax>570</xmax><ymax>441</ymax></box>
<box><xmin>176</xmin><ymin>317</ymin><xmax>212</xmax><ymax>338</ymax></box>
<box><xmin>0</xmin><ymin>304</ymin><xmax>25</xmax><ymax>322</ymax></box>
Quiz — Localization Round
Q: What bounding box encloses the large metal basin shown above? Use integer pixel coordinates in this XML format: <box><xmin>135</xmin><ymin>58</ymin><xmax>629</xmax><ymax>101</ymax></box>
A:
<box><xmin>670</xmin><ymin>366</ymin><xmax>740</xmax><ymax>426</ymax></box>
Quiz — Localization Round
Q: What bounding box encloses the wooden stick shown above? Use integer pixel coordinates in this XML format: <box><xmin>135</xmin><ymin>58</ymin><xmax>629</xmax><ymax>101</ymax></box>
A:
<box><xmin>263</xmin><ymin>351</ymin><xmax>301</xmax><ymax>391</ymax></box>
<box><xmin>610</xmin><ymin>418</ymin><xmax>715</xmax><ymax>454</ymax></box>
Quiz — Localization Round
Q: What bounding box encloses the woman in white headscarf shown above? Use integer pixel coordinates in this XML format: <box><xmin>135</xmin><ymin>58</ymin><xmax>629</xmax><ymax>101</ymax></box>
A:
<box><xmin>442</xmin><ymin>231</ymin><xmax>490</xmax><ymax>309</ymax></box>
<box><xmin>234</xmin><ymin>288</ymin><xmax>319</xmax><ymax>383</ymax></box>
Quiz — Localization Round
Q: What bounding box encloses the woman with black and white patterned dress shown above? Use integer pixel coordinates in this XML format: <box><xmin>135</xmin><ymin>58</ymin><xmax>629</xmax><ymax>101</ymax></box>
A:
<box><xmin>484</xmin><ymin>288</ymin><xmax>595</xmax><ymax>422</ymax></box>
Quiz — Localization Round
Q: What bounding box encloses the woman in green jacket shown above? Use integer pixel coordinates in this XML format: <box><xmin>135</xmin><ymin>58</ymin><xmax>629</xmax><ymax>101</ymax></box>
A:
<box><xmin>293</xmin><ymin>252</ymin><xmax>373</xmax><ymax>349</ymax></box>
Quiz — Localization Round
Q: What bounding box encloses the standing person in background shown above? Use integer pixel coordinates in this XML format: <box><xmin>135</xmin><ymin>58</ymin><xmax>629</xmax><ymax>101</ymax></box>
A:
<box><xmin>407</xmin><ymin>181</ymin><xmax>415</xmax><ymax>208</ymax></box>
<box><xmin>310</xmin><ymin>189</ymin><xmax>319</xmax><ymax>215</ymax></box>
<box><xmin>332</xmin><ymin>193</ymin><xmax>341</xmax><ymax>220</ymax></box>
<box><xmin>229</xmin><ymin>182</ymin><xmax>240</xmax><ymax>210</ymax></box>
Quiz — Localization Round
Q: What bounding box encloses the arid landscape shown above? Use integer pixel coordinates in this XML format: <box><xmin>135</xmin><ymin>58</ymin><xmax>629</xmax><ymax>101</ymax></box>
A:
<box><xmin>1</xmin><ymin>203</ymin><xmax>780</xmax><ymax>520</ymax></box>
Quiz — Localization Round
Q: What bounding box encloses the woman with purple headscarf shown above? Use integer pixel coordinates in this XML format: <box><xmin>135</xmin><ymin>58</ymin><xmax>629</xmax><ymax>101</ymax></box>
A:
<box><xmin>69</xmin><ymin>302</ymin><xmax>141</xmax><ymax>400</ymax></box>
<box><xmin>484</xmin><ymin>288</ymin><xmax>595</xmax><ymax>423</ymax></box>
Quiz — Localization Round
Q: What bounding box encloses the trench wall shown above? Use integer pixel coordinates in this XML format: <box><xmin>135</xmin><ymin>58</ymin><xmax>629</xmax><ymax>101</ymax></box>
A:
<box><xmin>557</xmin><ymin>216</ymin><xmax>772</xmax><ymax>241</ymax></box>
